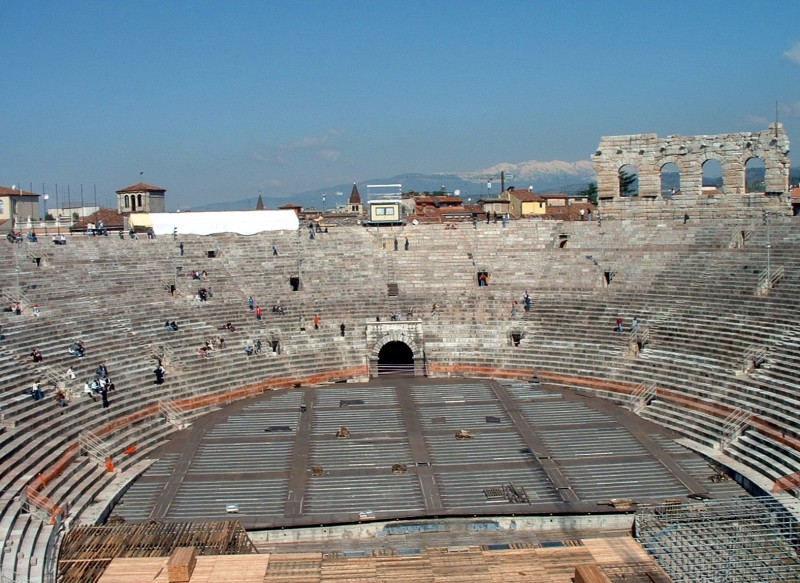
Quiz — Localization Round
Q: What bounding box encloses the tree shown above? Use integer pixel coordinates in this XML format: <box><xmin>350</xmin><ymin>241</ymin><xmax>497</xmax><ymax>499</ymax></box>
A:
<box><xmin>577</xmin><ymin>182</ymin><xmax>598</xmax><ymax>205</ymax></box>
<box><xmin>619</xmin><ymin>169</ymin><xmax>637</xmax><ymax>196</ymax></box>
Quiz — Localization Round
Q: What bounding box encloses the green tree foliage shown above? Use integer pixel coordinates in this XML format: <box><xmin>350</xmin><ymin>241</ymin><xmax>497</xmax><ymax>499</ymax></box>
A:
<box><xmin>578</xmin><ymin>182</ymin><xmax>598</xmax><ymax>205</ymax></box>
<box><xmin>619</xmin><ymin>169</ymin><xmax>637</xmax><ymax>196</ymax></box>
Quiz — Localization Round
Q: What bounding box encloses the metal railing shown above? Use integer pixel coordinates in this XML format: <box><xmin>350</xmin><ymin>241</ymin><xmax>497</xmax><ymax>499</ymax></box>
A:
<box><xmin>628</xmin><ymin>381</ymin><xmax>657</xmax><ymax>414</ymax></box>
<box><xmin>158</xmin><ymin>399</ymin><xmax>187</xmax><ymax>430</ymax></box>
<box><xmin>720</xmin><ymin>407</ymin><xmax>750</xmax><ymax>449</ymax></box>
<box><xmin>756</xmin><ymin>264</ymin><xmax>784</xmax><ymax>295</ymax></box>
<box><xmin>79</xmin><ymin>430</ymin><xmax>110</xmax><ymax>465</ymax></box>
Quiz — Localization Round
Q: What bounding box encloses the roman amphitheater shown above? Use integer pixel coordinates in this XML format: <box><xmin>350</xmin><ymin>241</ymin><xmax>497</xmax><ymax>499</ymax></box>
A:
<box><xmin>2</xmin><ymin>126</ymin><xmax>800</xmax><ymax>582</ymax></box>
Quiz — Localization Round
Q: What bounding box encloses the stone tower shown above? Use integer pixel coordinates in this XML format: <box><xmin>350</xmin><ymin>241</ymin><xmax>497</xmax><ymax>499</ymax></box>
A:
<box><xmin>116</xmin><ymin>183</ymin><xmax>167</xmax><ymax>214</ymax></box>
<box><xmin>349</xmin><ymin>183</ymin><xmax>363</xmax><ymax>215</ymax></box>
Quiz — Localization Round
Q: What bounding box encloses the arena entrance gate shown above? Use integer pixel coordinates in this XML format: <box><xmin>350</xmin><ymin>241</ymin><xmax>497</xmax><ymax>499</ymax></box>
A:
<box><xmin>365</xmin><ymin>320</ymin><xmax>426</xmax><ymax>377</ymax></box>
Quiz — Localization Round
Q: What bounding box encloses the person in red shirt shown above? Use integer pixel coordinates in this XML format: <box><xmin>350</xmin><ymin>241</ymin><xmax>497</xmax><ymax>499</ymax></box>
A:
<box><xmin>313</xmin><ymin>314</ymin><xmax>320</xmax><ymax>330</ymax></box>
<box><xmin>255</xmin><ymin>306</ymin><xmax>262</xmax><ymax>320</ymax></box>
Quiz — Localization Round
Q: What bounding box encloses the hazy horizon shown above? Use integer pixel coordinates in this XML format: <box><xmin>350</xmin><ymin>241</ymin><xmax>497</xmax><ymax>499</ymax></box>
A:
<box><xmin>4</xmin><ymin>1</ymin><xmax>800</xmax><ymax>209</ymax></box>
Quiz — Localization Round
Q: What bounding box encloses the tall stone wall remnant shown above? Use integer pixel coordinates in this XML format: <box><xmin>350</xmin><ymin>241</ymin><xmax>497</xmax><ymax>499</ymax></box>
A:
<box><xmin>592</xmin><ymin>124</ymin><xmax>791</xmax><ymax>218</ymax></box>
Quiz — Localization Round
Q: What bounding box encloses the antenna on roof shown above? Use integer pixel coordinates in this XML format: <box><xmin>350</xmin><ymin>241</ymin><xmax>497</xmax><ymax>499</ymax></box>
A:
<box><xmin>775</xmin><ymin>100</ymin><xmax>779</xmax><ymax>137</ymax></box>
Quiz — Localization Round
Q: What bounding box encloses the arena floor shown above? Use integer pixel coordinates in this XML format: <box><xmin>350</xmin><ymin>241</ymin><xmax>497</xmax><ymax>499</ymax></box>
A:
<box><xmin>112</xmin><ymin>378</ymin><xmax>746</xmax><ymax>530</ymax></box>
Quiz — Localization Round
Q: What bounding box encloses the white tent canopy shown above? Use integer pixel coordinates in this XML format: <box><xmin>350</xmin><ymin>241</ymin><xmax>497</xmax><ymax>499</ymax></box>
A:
<box><xmin>128</xmin><ymin>210</ymin><xmax>299</xmax><ymax>236</ymax></box>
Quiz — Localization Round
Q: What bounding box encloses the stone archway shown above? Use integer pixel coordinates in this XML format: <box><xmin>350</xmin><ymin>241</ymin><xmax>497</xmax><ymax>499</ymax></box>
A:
<box><xmin>377</xmin><ymin>341</ymin><xmax>414</xmax><ymax>375</ymax></box>
<box><xmin>367</xmin><ymin>325</ymin><xmax>425</xmax><ymax>377</ymax></box>
<box><xmin>592</xmin><ymin>124</ymin><xmax>791</xmax><ymax>217</ymax></box>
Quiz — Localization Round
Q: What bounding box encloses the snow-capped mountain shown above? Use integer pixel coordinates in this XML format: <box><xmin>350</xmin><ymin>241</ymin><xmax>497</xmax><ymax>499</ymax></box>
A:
<box><xmin>191</xmin><ymin>160</ymin><xmax>598</xmax><ymax>211</ymax></box>
<box><xmin>463</xmin><ymin>160</ymin><xmax>596</xmax><ymax>187</ymax></box>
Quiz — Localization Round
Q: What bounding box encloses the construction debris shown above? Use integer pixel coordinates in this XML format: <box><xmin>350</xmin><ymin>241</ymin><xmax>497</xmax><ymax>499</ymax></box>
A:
<box><xmin>336</xmin><ymin>426</ymin><xmax>351</xmax><ymax>438</ymax></box>
<box><xmin>454</xmin><ymin>429</ymin><xmax>472</xmax><ymax>440</ymax></box>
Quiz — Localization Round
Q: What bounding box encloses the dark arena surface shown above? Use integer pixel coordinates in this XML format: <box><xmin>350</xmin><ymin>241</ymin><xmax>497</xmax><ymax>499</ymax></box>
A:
<box><xmin>112</xmin><ymin>378</ymin><xmax>745</xmax><ymax>530</ymax></box>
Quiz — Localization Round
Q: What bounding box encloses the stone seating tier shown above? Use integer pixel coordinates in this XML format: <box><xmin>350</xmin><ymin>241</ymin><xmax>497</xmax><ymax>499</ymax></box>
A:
<box><xmin>1</xmin><ymin>216</ymin><xmax>800</xmax><ymax>581</ymax></box>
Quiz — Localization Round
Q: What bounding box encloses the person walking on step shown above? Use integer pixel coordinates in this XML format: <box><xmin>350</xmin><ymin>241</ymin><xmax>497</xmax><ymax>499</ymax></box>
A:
<box><xmin>248</xmin><ymin>296</ymin><xmax>254</xmax><ymax>311</ymax></box>
<box><xmin>404</xmin><ymin>237</ymin><xmax>409</xmax><ymax>251</ymax></box>
<box><xmin>313</xmin><ymin>314</ymin><xmax>321</xmax><ymax>330</ymax></box>
<box><xmin>154</xmin><ymin>363</ymin><xmax>166</xmax><ymax>385</ymax></box>
<box><xmin>340</xmin><ymin>322</ymin><xmax>346</xmax><ymax>337</ymax></box>
<box><xmin>255</xmin><ymin>305</ymin><xmax>263</xmax><ymax>320</ymax></box>
<box><xmin>272</xmin><ymin>244</ymin><xmax>278</xmax><ymax>256</ymax></box>
<box><xmin>614</xmin><ymin>316</ymin><xmax>624</xmax><ymax>333</ymax></box>
<box><xmin>299</xmin><ymin>315</ymin><xmax>306</xmax><ymax>332</ymax></box>
<box><xmin>683</xmin><ymin>212</ymin><xmax>690</xmax><ymax>224</ymax></box>
<box><xmin>394</xmin><ymin>238</ymin><xmax>398</xmax><ymax>251</ymax></box>
<box><xmin>179</xmin><ymin>242</ymin><xmax>184</xmax><ymax>256</ymax></box>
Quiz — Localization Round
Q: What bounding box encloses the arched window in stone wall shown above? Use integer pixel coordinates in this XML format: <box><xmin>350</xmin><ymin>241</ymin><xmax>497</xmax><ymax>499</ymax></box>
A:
<box><xmin>619</xmin><ymin>164</ymin><xmax>639</xmax><ymax>197</ymax></box>
<box><xmin>660</xmin><ymin>162</ymin><xmax>680</xmax><ymax>197</ymax></box>
<box><xmin>745</xmin><ymin>156</ymin><xmax>766</xmax><ymax>193</ymax></box>
<box><xmin>137</xmin><ymin>194</ymin><xmax>143</xmax><ymax>208</ymax></box>
<box><xmin>702</xmin><ymin>159</ymin><xmax>723</xmax><ymax>194</ymax></box>
<box><xmin>124</xmin><ymin>195</ymin><xmax>129</xmax><ymax>208</ymax></box>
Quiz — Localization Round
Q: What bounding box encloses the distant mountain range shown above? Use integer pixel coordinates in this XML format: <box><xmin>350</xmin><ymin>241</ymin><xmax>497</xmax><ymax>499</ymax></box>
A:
<box><xmin>190</xmin><ymin>162</ymin><xmax>800</xmax><ymax>212</ymax></box>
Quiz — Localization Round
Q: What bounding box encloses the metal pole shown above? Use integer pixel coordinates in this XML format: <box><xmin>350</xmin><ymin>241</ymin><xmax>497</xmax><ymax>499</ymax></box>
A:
<box><xmin>766</xmin><ymin>212</ymin><xmax>771</xmax><ymax>284</ymax></box>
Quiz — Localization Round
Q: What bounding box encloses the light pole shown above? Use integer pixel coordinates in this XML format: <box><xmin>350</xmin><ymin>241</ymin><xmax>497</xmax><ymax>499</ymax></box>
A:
<box><xmin>764</xmin><ymin>211</ymin><xmax>771</xmax><ymax>283</ymax></box>
<box><xmin>322</xmin><ymin>193</ymin><xmax>326</xmax><ymax>213</ymax></box>
<box><xmin>43</xmin><ymin>194</ymin><xmax>49</xmax><ymax>235</ymax></box>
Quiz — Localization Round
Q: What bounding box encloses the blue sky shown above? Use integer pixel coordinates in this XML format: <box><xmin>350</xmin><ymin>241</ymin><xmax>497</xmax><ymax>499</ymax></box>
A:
<box><xmin>3</xmin><ymin>1</ymin><xmax>800</xmax><ymax>209</ymax></box>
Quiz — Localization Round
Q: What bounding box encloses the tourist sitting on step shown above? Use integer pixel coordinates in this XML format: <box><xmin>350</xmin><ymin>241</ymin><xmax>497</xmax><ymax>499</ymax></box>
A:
<box><xmin>84</xmin><ymin>382</ymin><xmax>99</xmax><ymax>402</ymax></box>
<box><xmin>30</xmin><ymin>347</ymin><xmax>43</xmax><ymax>362</ymax></box>
<box><xmin>221</xmin><ymin>321</ymin><xmax>236</xmax><ymax>332</ymax></box>
<box><xmin>68</xmin><ymin>340</ymin><xmax>85</xmax><ymax>358</ymax></box>
<box><xmin>30</xmin><ymin>381</ymin><xmax>45</xmax><ymax>401</ymax></box>
<box><xmin>216</xmin><ymin>336</ymin><xmax>225</xmax><ymax>349</ymax></box>
<box><xmin>27</xmin><ymin>231</ymin><xmax>38</xmax><ymax>242</ymax></box>
<box><xmin>54</xmin><ymin>388</ymin><xmax>69</xmax><ymax>408</ymax></box>
<box><xmin>96</xmin><ymin>363</ymin><xmax>109</xmax><ymax>379</ymax></box>
<box><xmin>244</xmin><ymin>344</ymin><xmax>254</xmax><ymax>356</ymax></box>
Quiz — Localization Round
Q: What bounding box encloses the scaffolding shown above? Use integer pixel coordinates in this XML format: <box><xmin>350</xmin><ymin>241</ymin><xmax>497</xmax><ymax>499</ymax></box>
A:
<box><xmin>635</xmin><ymin>497</ymin><xmax>800</xmax><ymax>582</ymax></box>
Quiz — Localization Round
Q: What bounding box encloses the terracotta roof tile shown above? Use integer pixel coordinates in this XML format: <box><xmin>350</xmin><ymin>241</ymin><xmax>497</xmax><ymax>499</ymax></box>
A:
<box><xmin>509</xmin><ymin>191</ymin><xmax>545</xmax><ymax>202</ymax></box>
<box><xmin>71</xmin><ymin>208</ymin><xmax>125</xmax><ymax>230</ymax></box>
<box><xmin>0</xmin><ymin>186</ymin><xmax>39</xmax><ymax>197</ymax></box>
<box><xmin>116</xmin><ymin>182</ymin><xmax>166</xmax><ymax>194</ymax></box>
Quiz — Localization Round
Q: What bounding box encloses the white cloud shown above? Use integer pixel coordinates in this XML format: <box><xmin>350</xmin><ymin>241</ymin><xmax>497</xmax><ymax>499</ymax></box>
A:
<box><xmin>779</xmin><ymin>101</ymin><xmax>800</xmax><ymax>117</ymax></box>
<box><xmin>279</xmin><ymin>134</ymin><xmax>330</xmax><ymax>151</ymax></box>
<box><xmin>279</xmin><ymin>128</ymin><xmax>346</xmax><ymax>151</ymax></box>
<box><xmin>783</xmin><ymin>42</ymin><xmax>800</xmax><ymax>64</ymax></box>
<box><xmin>742</xmin><ymin>114</ymin><xmax>768</xmax><ymax>126</ymax></box>
<box><xmin>318</xmin><ymin>149</ymin><xmax>340</xmax><ymax>162</ymax></box>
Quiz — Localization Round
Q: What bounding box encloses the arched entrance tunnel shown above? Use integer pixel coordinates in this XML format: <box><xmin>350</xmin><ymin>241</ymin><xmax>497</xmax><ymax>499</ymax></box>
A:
<box><xmin>377</xmin><ymin>341</ymin><xmax>414</xmax><ymax>375</ymax></box>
